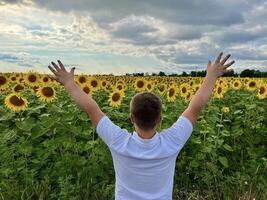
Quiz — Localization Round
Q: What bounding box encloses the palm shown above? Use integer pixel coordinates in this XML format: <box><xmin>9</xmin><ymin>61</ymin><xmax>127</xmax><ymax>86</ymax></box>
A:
<box><xmin>207</xmin><ymin>52</ymin><xmax>235</xmax><ymax>77</ymax></box>
<box><xmin>48</xmin><ymin>60</ymin><xmax>75</xmax><ymax>85</ymax></box>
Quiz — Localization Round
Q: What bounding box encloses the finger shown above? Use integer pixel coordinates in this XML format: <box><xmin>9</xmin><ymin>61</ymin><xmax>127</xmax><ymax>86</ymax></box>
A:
<box><xmin>70</xmin><ymin>67</ymin><xmax>75</xmax><ymax>75</ymax></box>
<box><xmin>57</xmin><ymin>60</ymin><xmax>66</xmax><ymax>71</ymax></box>
<box><xmin>48</xmin><ymin>65</ymin><xmax>57</xmax><ymax>75</ymax></box>
<box><xmin>207</xmin><ymin>60</ymin><xmax>212</xmax><ymax>67</ymax></box>
<box><xmin>224</xmin><ymin>60</ymin><xmax>235</xmax><ymax>68</ymax></box>
<box><xmin>221</xmin><ymin>54</ymin><xmax>231</xmax><ymax>65</ymax></box>
<box><xmin>215</xmin><ymin>52</ymin><xmax>223</xmax><ymax>63</ymax></box>
<box><xmin>51</xmin><ymin>62</ymin><xmax>60</xmax><ymax>72</ymax></box>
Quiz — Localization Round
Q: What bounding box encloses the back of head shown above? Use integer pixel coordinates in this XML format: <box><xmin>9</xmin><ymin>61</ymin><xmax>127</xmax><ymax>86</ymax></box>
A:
<box><xmin>130</xmin><ymin>92</ymin><xmax>162</xmax><ymax>131</ymax></box>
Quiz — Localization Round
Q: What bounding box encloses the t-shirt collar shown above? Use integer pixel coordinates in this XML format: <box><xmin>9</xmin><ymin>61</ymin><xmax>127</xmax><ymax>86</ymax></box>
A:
<box><xmin>132</xmin><ymin>131</ymin><xmax>159</xmax><ymax>146</ymax></box>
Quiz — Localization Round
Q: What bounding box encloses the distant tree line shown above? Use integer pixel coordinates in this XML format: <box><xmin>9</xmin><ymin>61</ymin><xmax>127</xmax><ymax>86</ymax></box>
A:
<box><xmin>126</xmin><ymin>69</ymin><xmax>267</xmax><ymax>77</ymax></box>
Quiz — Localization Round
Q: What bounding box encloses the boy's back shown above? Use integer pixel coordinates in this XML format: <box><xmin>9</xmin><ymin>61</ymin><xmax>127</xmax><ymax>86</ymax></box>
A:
<box><xmin>97</xmin><ymin>115</ymin><xmax>193</xmax><ymax>200</ymax></box>
<box><xmin>48</xmin><ymin>52</ymin><xmax>235</xmax><ymax>200</ymax></box>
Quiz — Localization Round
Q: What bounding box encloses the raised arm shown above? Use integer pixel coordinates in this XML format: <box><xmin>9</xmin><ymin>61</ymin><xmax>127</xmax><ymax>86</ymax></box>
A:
<box><xmin>182</xmin><ymin>52</ymin><xmax>235</xmax><ymax>126</ymax></box>
<box><xmin>48</xmin><ymin>60</ymin><xmax>104</xmax><ymax>128</ymax></box>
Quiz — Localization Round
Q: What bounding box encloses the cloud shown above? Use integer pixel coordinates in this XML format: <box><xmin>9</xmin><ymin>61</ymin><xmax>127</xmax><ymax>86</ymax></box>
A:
<box><xmin>0</xmin><ymin>0</ymin><xmax>266</xmax><ymax>74</ymax></box>
<box><xmin>28</xmin><ymin>0</ymin><xmax>249</xmax><ymax>27</ymax></box>
<box><xmin>0</xmin><ymin>52</ymin><xmax>41</xmax><ymax>67</ymax></box>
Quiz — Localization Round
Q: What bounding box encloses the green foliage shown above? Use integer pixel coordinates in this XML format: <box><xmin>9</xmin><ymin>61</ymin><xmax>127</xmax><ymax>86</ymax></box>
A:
<box><xmin>0</xmin><ymin>89</ymin><xmax>266</xmax><ymax>200</ymax></box>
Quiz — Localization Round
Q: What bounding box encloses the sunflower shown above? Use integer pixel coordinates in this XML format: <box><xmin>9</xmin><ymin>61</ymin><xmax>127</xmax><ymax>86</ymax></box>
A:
<box><xmin>117</xmin><ymin>79</ymin><xmax>125</xmax><ymax>85</ymax></box>
<box><xmin>40</xmin><ymin>75</ymin><xmax>51</xmax><ymax>84</ymax></box>
<box><xmin>167</xmin><ymin>87</ymin><xmax>177</xmax><ymax>102</ymax></box>
<box><xmin>221</xmin><ymin>106</ymin><xmax>230</xmax><ymax>113</ymax></box>
<box><xmin>157</xmin><ymin>83</ymin><xmax>167</xmax><ymax>96</ymax></box>
<box><xmin>189</xmin><ymin>80</ymin><xmax>195</xmax><ymax>86</ymax></box>
<box><xmin>13</xmin><ymin>83</ymin><xmax>25</xmax><ymax>93</ymax></box>
<box><xmin>4</xmin><ymin>93</ymin><xmax>28</xmax><ymax>112</ymax></box>
<box><xmin>246</xmin><ymin>79</ymin><xmax>257</xmax><ymax>91</ymax></box>
<box><xmin>32</xmin><ymin>86</ymin><xmax>39</xmax><ymax>93</ymax></box>
<box><xmin>76</xmin><ymin>75</ymin><xmax>88</xmax><ymax>85</ymax></box>
<box><xmin>168</xmin><ymin>81</ymin><xmax>177</xmax><ymax>87</ymax></box>
<box><xmin>145</xmin><ymin>81</ymin><xmax>154</xmax><ymax>92</ymax></box>
<box><xmin>25</xmin><ymin>71</ymin><xmax>39</xmax><ymax>86</ymax></box>
<box><xmin>134</xmin><ymin>78</ymin><xmax>146</xmax><ymax>91</ymax></box>
<box><xmin>89</xmin><ymin>77</ymin><xmax>100</xmax><ymax>91</ymax></box>
<box><xmin>0</xmin><ymin>74</ymin><xmax>9</xmax><ymax>90</ymax></box>
<box><xmin>185</xmin><ymin>91</ymin><xmax>193</xmax><ymax>102</ymax></box>
<box><xmin>232</xmin><ymin>80</ymin><xmax>242</xmax><ymax>90</ymax></box>
<box><xmin>108</xmin><ymin>90</ymin><xmax>124</xmax><ymax>107</ymax></box>
<box><xmin>116</xmin><ymin>83</ymin><xmax>126</xmax><ymax>91</ymax></box>
<box><xmin>214</xmin><ymin>85</ymin><xmax>225</xmax><ymax>99</ymax></box>
<box><xmin>179</xmin><ymin>83</ymin><xmax>190</xmax><ymax>98</ymax></box>
<box><xmin>9</xmin><ymin>74</ymin><xmax>18</xmax><ymax>83</ymax></box>
<box><xmin>82</xmin><ymin>85</ymin><xmax>93</xmax><ymax>96</ymax></box>
<box><xmin>257</xmin><ymin>84</ymin><xmax>267</xmax><ymax>99</ymax></box>
<box><xmin>100</xmin><ymin>79</ymin><xmax>108</xmax><ymax>89</ymax></box>
<box><xmin>193</xmin><ymin>83</ymin><xmax>201</xmax><ymax>93</ymax></box>
<box><xmin>36</xmin><ymin>86</ymin><xmax>56</xmax><ymax>102</ymax></box>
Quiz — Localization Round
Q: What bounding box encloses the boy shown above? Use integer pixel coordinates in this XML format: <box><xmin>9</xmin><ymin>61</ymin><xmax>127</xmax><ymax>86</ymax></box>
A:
<box><xmin>48</xmin><ymin>52</ymin><xmax>234</xmax><ymax>200</ymax></box>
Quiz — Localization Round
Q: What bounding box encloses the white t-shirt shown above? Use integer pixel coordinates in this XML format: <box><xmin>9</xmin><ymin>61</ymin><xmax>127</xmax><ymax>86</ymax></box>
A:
<box><xmin>96</xmin><ymin>115</ymin><xmax>193</xmax><ymax>200</ymax></box>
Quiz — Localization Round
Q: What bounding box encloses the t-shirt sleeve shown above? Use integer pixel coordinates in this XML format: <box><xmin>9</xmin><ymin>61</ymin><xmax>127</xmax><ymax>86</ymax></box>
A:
<box><xmin>96</xmin><ymin>115</ymin><xmax>130</xmax><ymax>148</ymax></box>
<box><xmin>161</xmin><ymin>115</ymin><xmax>193</xmax><ymax>150</ymax></box>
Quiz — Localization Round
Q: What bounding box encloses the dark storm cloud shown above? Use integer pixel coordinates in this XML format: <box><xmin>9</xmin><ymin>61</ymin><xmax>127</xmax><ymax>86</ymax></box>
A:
<box><xmin>110</xmin><ymin>16</ymin><xmax>174</xmax><ymax>46</ymax></box>
<box><xmin>212</xmin><ymin>28</ymin><xmax>267</xmax><ymax>44</ymax></box>
<box><xmin>27</xmin><ymin>0</ymin><xmax>251</xmax><ymax>26</ymax></box>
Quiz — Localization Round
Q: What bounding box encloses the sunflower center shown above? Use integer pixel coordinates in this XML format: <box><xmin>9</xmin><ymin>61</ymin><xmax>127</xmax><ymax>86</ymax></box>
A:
<box><xmin>42</xmin><ymin>87</ymin><xmax>54</xmax><ymax>97</ymax></box>
<box><xmin>259</xmin><ymin>86</ymin><xmax>265</xmax><ymax>94</ymax></box>
<box><xmin>43</xmin><ymin>77</ymin><xmax>49</xmax><ymax>82</ymax></box>
<box><xmin>91</xmin><ymin>80</ymin><xmax>98</xmax><ymax>87</ymax></box>
<box><xmin>102</xmin><ymin>81</ymin><xmax>106</xmax><ymax>86</ymax></box>
<box><xmin>159</xmin><ymin>85</ymin><xmax>165</xmax><ymax>92</ymax></box>
<box><xmin>217</xmin><ymin>87</ymin><xmax>222</xmax><ymax>94</ymax></box>
<box><xmin>112</xmin><ymin>93</ymin><xmax>120</xmax><ymax>102</ymax></box>
<box><xmin>11</xmin><ymin>77</ymin><xmax>16</xmax><ymax>81</ymax></box>
<box><xmin>0</xmin><ymin>76</ymin><xmax>7</xmax><ymax>85</ymax></box>
<box><xmin>33</xmin><ymin>86</ymin><xmax>39</xmax><ymax>92</ymax></box>
<box><xmin>182</xmin><ymin>87</ymin><xmax>186</xmax><ymax>93</ymax></box>
<box><xmin>28</xmin><ymin>74</ymin><xmax>37</xmax><ymax>82</ymax></box>
<box><xmin>186</xmin><ymin>93</ymin><xmax>191</xmax><ymax>99</ymax></box>
<box><xmin>249</xmin><ymin>82</ymin><xmax>256</xmax><ymax>87</ymax></box>
<box><xmin>117</xmin><ymin>85</ymin><xmax>123</xmax><ymax>90</ymax></box>
<box><xmin>83</xmin><ymin>86</ymin><xmax>90</xmax><ymax>94</ymax></box>
<box><xmin>79</xmin><ymin>76</ymin><xmax>86</xmax><ymax>83</ymax></box>
<box><xmin>10</xmin><ymin>95</ymin><xmax>25</xmax><ymax>106</ymax></box>
<box><xmin>147</xmin><ymin>84</ymin><xmax>151</xmax><ymax>89</ymax></box>
<box><xmin>169</xmin><ymin>88</ymin><xmax>175</xmax><ymax>97</ymax></box>
<box><xmin>14</xmin><ymin>84</ymin><xmax>24</xmax><ymax>92</ymax></box>
<box><xmin>137</xmin><ymin>81</ymin><xmax>144</xmax><ymax>88</ymax></box>
<box><xmin>234</xmin><ymin>82</ymin><xmax>238</xmax><ymax>87</ymax></box>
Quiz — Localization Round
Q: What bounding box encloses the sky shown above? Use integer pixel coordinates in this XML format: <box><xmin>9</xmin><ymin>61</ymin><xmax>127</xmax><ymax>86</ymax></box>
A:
<box><xmin>0</xmin><ymin>0</ymin><xmax>267</xmax><ymax>75</ymax></box>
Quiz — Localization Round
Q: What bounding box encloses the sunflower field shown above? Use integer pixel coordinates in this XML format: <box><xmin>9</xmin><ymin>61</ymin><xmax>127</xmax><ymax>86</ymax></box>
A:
<box><xmin>0</xmin><ymin>72</ymin><xmax>266</xmax><ymax>200</ymax></box>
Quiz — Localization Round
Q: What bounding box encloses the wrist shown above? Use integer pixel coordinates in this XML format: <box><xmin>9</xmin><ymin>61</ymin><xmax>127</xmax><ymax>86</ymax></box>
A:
<box><xmin>63</xmin><ymin>79</ymin><xmax>75</xmax><ymax>89</ymax></box>
<box><xmin>205</xmin><ymin>72</ymin><xmax>218</xmax><ymax>81</ymax></box>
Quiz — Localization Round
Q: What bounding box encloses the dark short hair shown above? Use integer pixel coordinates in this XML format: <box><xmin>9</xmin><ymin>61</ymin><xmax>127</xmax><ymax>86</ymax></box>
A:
<box><xmin>130</xmin><ymin>92</ymin><xmax>162</xmax><ymax>130</ymax></box>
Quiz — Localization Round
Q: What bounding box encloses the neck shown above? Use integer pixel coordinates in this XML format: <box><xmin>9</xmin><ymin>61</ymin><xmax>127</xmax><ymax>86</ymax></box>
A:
<box><xmin>135</xmin><ymin>126</ymin><xmax>156</xmax><ymax>139</ymax></box>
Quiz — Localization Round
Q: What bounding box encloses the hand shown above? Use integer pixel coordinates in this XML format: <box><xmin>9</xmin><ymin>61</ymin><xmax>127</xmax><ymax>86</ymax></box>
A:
<box><xmin>48</xmin><ymin>60</ymin><xmax>75</xmax><ymax>86</ymax></box>
<box><xmin>206</xmin><ymin>52</ymin><xmax>235</xmax><ymax>78</ymax></box>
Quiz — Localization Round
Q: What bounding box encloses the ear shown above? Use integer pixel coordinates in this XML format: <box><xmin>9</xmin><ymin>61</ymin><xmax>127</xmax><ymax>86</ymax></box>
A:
<box><xmin>156</xmin><ymin>113</ymin><xmax>163</xmax><ymax>128</ymax></box>
<box><xmin>129</xmin><ymin>113</ymin><xmax>135</xmax><ymax>124</ymax></box>
<box><xmin>158</xmin><ymin>112</ymin><xmax>163</xmax><ymax>123</ymax></box>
